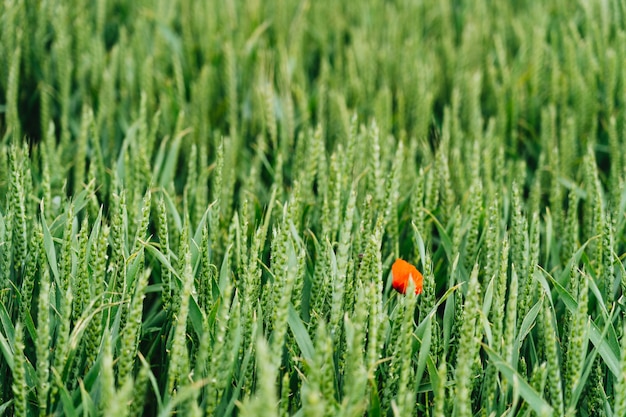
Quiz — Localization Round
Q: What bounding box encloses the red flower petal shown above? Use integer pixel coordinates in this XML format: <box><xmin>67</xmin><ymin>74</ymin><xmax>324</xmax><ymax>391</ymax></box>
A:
<box><xmin>392</xmin><ymin>258</ymin><xmax>423</xmax><ymax>295</ymax></box>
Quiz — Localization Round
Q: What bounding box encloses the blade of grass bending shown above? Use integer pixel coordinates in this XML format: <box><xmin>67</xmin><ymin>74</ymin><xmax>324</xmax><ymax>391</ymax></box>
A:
<box><xmin>3</xmin><ymin>321</ymin><xmax>37</xmax><ymax>386</ymax></box>
<box><xmin>419</xmin><ymin>357</ymin><xmax>459</xmax><ymax>396</ymax></box>
<box><xmin>160</xmin><ymin>189</ymin><xmax>182</xmax><ymax>233</ymax></box>
<box><xmin>0</xmin><ymin>330</ymin><xmax>13</xmax><ymax>370</ymax></box>
<box><xmin>442</xmin><ymin>253</ymin><xmax>460</xmax><ymax>356</ymax></box>
<box><xmin>142</xmin><ymin>240</ymin><xmax>180</xmax><ymax>280</ymax></box>
<box><xmin>139</xmin><ymin>353</ymin><xmax>163</xmax><ymax>411</ymax></box>
<box><xmin>68</xmin><ymin>299</ymin><xmax>121</xmax><ymax>354</ymax></box>
<box><xmin>47</xmin><ymin>192</ymin><xmax>93</xmax><ymax>233</ymax></box>
<box><xmin>41</xmin><ymin>211</ymin><xmax>59</xmax><ymax>280</ymax></box>
<box><xmin>421</xmin><ymin>353</ymin><xmax>440</xmax><ymax>394</ymax></box>
<box><xmin>86</xmin><ymin>207</ymin><xmax>103</xmax><ymax>258</ymax></box>
<box><xmin>585</xmin><ymin>265</ymin><xmax>610</xmax><ymax>318</ymax></box>
<box><xmin>556</xmin><ymin>238</ymin><xmax>591</xmax><ymax>286</ymax></box>
<box><xmin>287</xmin><ymin>303</ymin><xmax>314</xmax><ymax>362</ymax></box>
<box><xmin>415</xmin><ymin>282</ymin><xmax>463</xmax><ymax>336</ymax></box>
<box><xmin>218</xmin><ymin>245</ymin><xmax>232</xmax><ymax>293</ymax></box>
<box><xmin>442</xmin><ymin>291</ymin><xmax>455</xmax><ymax>356</ymax></box>
<box><xmin>412</xmin><ymin>313</ymin><xmax>432</xmax><ymax>389</ymax></box>
<box><xmin>424</xmin><ymin>210</ymin><xmax>455</xmax><ymax>264</ymax></box>
<box><xmin>158</xmin><ymin>128</ymin><xmax>189</xmax><ymax>188</ymax></box>
<box><xmin>411</xmin><ymin>221</ymin><xmax>426</xmax><ymax>265</ymax></box>
<box><xmin>480</xmin><ymin>307</ymin><xmax>494</xmax><ymax>347</ymax></box>
<box><xmin>0</xmin><ymin>303</ymin><xmax>15</xmax><ymax>354</ymax></box>
<box><xmin>511</xmin><ymin>298</ymin><xmax>543</xmax><ymax>367</ymax></box>
<box><xmin>151</xmin><ymin>133</ymin><xmax>170</xmax><ymax>184</ymax></box>
<box><xmin>190</xmin><ymin>200</ymin><xmax>217</xmax><ymax>268</ymax></box>
<box><xmin>580</xmin><ymin>253</ymin><xmax>611</xmax><ymax>318</ymax></box>
<box><xmin>0</xmin><ymin>401</ymin><xmax>12</xmax><ymax>415</ymax></box>
<box><xmin>187</xmin><ymin>292</ymin><xmax>204</xmax><ymax>341</ymax></box>
<box><xmin>483</xmin><ymin>344</ymin><xmax>553</xmax><ymax>416</ymax></box>
<box><xmin>482</xmin><ymin>276</ymin><xmax>495</xmax><ymax>324</ymax></box>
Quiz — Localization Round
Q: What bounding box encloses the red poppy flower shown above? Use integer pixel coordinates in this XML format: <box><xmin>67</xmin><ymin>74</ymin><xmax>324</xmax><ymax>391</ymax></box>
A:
<box><xmin>392</xmin><ymin>258</ymin><xmax>423</xmax><ymax>295</ymax></box>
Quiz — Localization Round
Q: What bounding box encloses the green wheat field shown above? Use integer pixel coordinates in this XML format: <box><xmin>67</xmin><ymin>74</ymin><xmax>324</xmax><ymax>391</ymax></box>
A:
<box><xmin>1</xmin><ymin>0</ymin><xmax>626</xmax><ymax>416</ymax></box>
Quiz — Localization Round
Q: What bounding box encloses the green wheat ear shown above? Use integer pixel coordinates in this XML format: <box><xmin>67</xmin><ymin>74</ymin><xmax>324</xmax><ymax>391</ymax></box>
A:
<box><xmin>614</xmin><ymin>317</ymin><xmax>626</xmax><ymax>416</ymax></box>
<box><xmin>564</xmin><ymin>268</ymin><xmax>588</xmax><ymax>411</ymax></box>
<box><xmin>454</xmin><ymin>264</ymin><xmax>482</xmax><ymax>417</ymax></box>
<box><xmin>12</xmin><ymin>322</ymin><xmax>27</xmax><ymax>417</ymax></box>
<box><xmin>167</xmin><ymin>226</ymin><xmax>194</xmax><ymax>398</ymax></box>
<box><xmin>239</xmin><ymin>336</ymin><xmax>280</xmax><ymax>417</ymax></box>
<box><xmin>541</xmin><ymin>300</ymin><xmax>564</xmax><ymax>415</ymax></box>
<box><xmin>1</xmin><ymin>0</ymin><xmax>626</xmax><ymax>415</ymax></box>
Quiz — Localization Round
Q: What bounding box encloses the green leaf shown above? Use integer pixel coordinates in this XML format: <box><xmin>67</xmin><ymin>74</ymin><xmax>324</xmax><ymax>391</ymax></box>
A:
<box><xmin>0</xmin><ymin>302</ymin><xmax>15</xmax><ymax>351</ymax></box>
<box><xmin>53</xmin><ymin>368</ymin><xmax>79</xmax><ymax>417</ymax></box>
<box><xmin>427</xmin><ymin>212</ymin><xmax>455</xmax><ymax>264</ymax></box>
<box><xmin>0</xmin><ymin>328</ymin><xmax>13</xmax><ymax>371</ymax></box>
<box><xmin>411</xmin><ymin>221</ymin><xmax>426</xmax><ymax>266</ymax></box>
<box><xmin>413</xmin><ymin>313</ymin><xmax>432</xmax><ymax>389</ymax></box>
<box><xmin>287</xmin><ymin>303</ymin><xmax>314</xmax><ymax>362</ymax></box>
<box><xmin>160</xmin><ymin>189</ymin><xmax>182</xmax><ymax>234</ymax></box>
<box><xmin>142</xmin><ymin>240</ymin><xmax>180</xmax><ymax>281</ymax></box>
<box><xmin>483</xmin><ymin>344</ymin><xmax>553</xmax><ymax>416</ymax></box>
<box><xmin>41</xmin><ymin>211</ymin><xmax>59</xmax><ymax>280</ymax></box>
<box><xmin>0</xmin><ymin>400</ymin><xmax>13</xmax><ymax>415</ymax></box>
<box><xmin>151</xmin><ymin>133</ymin><xmax>171</xmax><ymax>184</ymax></box>
<box><xmin>368</xmin><ymin>378</ymin><xmax>382</xmax><ymax>417</ymax></box>
<box><xmin>512</xmin><ymin>298</ymin><xmax>542</xmax><ymax>366</ymax></box>
<box><xmin>158</xmin><ymin>128</ymin><xmax>188</xmax><ymax>189</ymax></box>
<box><xmin>190</xmin><ymin>201</ymin><xmax>216</xmax><ymax>268</ymax></box>
<box><xmin>218</xmin><ymin>245</ymin><xmax>232</xmax><ymax>294</ymax></box>
<box><xmin>416</xmin><ymin>282</ymin><xmax>462</xmax><ymax>337</ymax></box>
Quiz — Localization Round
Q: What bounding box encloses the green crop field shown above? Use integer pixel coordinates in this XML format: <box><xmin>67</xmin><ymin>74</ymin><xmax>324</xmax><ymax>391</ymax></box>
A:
<box><xmin>1</xmin><ymin>0</ymin><xmax>625</xmax><ymax>416</ymax></box>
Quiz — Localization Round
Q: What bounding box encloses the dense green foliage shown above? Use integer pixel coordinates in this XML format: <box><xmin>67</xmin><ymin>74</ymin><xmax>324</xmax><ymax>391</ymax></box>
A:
<box><xmin>1</xmin><ymin>0</ymin><xmax>626</xmax><ymax>416</ymax></box>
